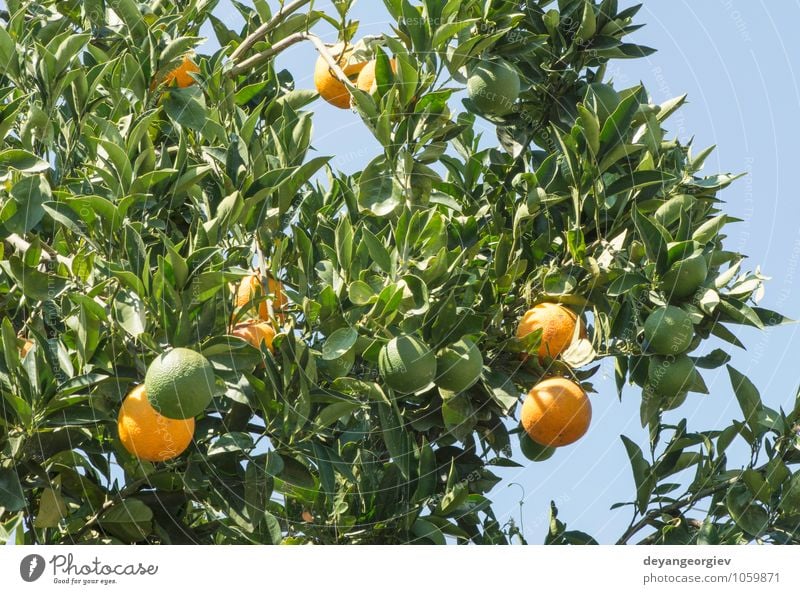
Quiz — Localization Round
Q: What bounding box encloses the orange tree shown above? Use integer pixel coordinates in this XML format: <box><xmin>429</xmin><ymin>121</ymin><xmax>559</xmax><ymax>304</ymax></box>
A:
<box><xmin>0</xmin><ymin>0</ymin><xmax>797</xmax><ymax>545</ymax></box>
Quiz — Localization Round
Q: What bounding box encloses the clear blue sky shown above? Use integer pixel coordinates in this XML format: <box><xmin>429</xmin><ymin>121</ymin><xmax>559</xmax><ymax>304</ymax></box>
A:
<box><xmin>202</xmin><ymin>1</ymin><xmax>800</xmax><ymax>543</ymax></box>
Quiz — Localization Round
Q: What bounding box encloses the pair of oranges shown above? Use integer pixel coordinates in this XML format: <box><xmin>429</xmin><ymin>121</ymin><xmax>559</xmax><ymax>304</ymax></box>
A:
<box><xmin>515</xmin><ymin>303</ymin><xmax>592</xmax><ymax>449</ymax></box>
<box><xmin>117</xmin><ymin>273</ymin><xmax>287</xmax><ymax>462</ymax></box>
<box><xmin>314</xmin><ymin>44</ymin><xmax>397</xmax><ymax>109</ymax></box>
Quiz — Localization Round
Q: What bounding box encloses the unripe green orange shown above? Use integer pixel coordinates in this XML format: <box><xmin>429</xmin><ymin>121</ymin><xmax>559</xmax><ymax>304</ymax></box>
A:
<box><xmin>145</xmin><ymin>348</ymin><xmax>216</xmax><ymax>420</ymax></box>
<box><xmin>435</xmin><ymin>338</ymin><xmax>483</xmax><ymax>393</ymax></box>
<box><xmin>661</xmin><ymin>254</ymin><xmax>708</xmax><ymax>301</ymax></box>
<box><xmin>378</xmin><ymin>335</ymin><xmax>436</xmax><ymax>394</ymax></box>
<box><xmin>467</xmin><ymin>60</ymin><xmax>520</xmax><ymax>116</ymax></box>
<box><xmin>647</xmin><ymin>354</ymin><xmax>695</xmax><ymax>400</ymax></box>
<box><xmin>643</xmin><ymin>306</ymin><xmax>694</xmax><ymax>355</ymax></box>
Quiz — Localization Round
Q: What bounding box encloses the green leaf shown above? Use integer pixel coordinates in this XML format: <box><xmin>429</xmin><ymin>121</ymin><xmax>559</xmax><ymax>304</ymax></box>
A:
<box><xmin>64</xmin><ymin>195</ymin><xmax>122</xmax><ymax>233</ymax></box>
<box><xmin>112</xmin><ymin>0</ymin><xmax>148</xmax><ymax>39</ymax></box>
<box><xmin>482</xmin><ymin>370</ymin><xmax>520</xmax><ymax>414</ymax></box>
<box><xmin>752</xmin><ymin>307</ymin><xmax>793</xmax><ymax>327</ymax></box>
<box><xmin>562</xmin><ymin>530</ymin><xmax>599</xmax><ymax>545</ymax></box>
<box><xmin>605</xmin><ymin>170</ymin><xmax>675</xmax><ymax>197</ymax></box>
<box><xmin>632</xmin><ymin>207</ymin><xmax>669</xmax><ymax>273</ymax></box>
<box><xmin>710</xmin><ymin>322</ymin><xmax>744</xmax><ymax>349</ymax></box>
<box><xmin>779</xmin><ymin>472</ymin><xmax>800</xmax><ymax>517</ymax></box>
<box><xmin>0</xmin><ymin>26</ymin><xmax>19</xmax><ymax>78</ymax></box>
<box><xmin>575</xmin><ymin>1</ymin><xmax>597</xmax><ymax>42</ymax></box>
<box><xmin>412</xmin><ymin>518</ymin><xmax>446</xmax><ymax>545</ymax></box>
<box><xmin>727</xmin><ymin>365</ymin><xmax>762</xmax><ymax>435</ymax></box>
<box><xmin>2</xmin><ymin>256</ymin><xmax>68</xmax><ymax>301</ymax></box>
<box><xmin>432</xmin><ymin>19</ymin><xmax>476</xmax><ymax>48</ymax></box>
<box><xmin>718</xmin><ymin>298</ymin><xmax>764</xmax><ymax>329</ymax></box>
<box><xmin>7</xmin><ymin>175</ymin><xmax>51</xmax><ymax>233</ymax></box>
<box><xmin>164</xmin><ymin>86</ymin><xmax>207</xmax><ymax>131</ymax></box>
<box><xmin>314</xmin><ymin>401</ymin><xmax>360</xmax><ymax>429</ymax></box>
<box><xmin>0</xmin><ymin>469</ymin><xmax>25</xmax><ymax>512</ymax></box>
<box><xmin>697</xmin><ymin>288</ymin><xmax>720</xmax><ymax>315</ymax></box>
<box><xmin>98</xmin><ymin>499</ymin><xmax>153</xmax><ymax>542</ymax></box>
<box><xmin>377</xmin><ymin>402</ymin><xmax>410</xmax><ymax>479</ymax></box>
<box><xmin>113</xmin><ymin>289</ymin><xmax>145</xmax><ymax>338</ymax></box>
<box><xmin>441</xmin><ymin>393</ymin><xmax>475</xmax><ymax>441</ymax></box>
<box><xmin>693</xmin><ymin>349</ymin><xmax>730</xmax><ymax>369</ymax></box>
<box><xmin>348</xmin><ymin>280</ymin><xmax>375</xmax><ymax>305</ymax></box>
<box><xmin>725</xmin><ymin>484</ymin><xmax>769</xmax><ymax>537</ymax></box>
<box><xmin>654</xmin><ymin>194</ymin><xmax>696</xmax><ymax>227</ymax></box>
<box><xmin>577</xmin><ymin>104</ymin><xmax>600</xmax><ymax>155</ymax></box>
<box><xmin>34</xmin><ymin>487</ymin><xmax>68</xmax><ymax>528</ymax></box>
<box><xmin>599</xmin><ymin>88</ymin><xmax>641</xmax><ymax>155</ymax></box>
<box><xmin>742</xmin><ymin>469</ymin><xmax>771</xmax><ymax>505</ymax></box>
<box><xmin>335</xmin><ymin>215</ymin><xmax>353</xmax><ymax>272</ymax></box>
<box><xmin>362</xmin><ymin>227</ymin><xmax>393</xmax><ymax>273</ymax></box>
<box><xmin>412</xmin><ymin>439</ymin><xmax>436</xmax><ymax>503</ymax></box>
<box><xmin>358</xmin><ymin>156</ymin><xmax>402</xmax><ymax>216</ymax></box>
<box><xmin>656</xmin><ymin>94</ymin><xmax>687</xmax><ymax>123</ymax></box>
<box><xmin>208</xmin><ymin>432</ymin><xmax>254</xmax><ymax>456</ymax></box>
<box><xmin>322</xmin><ymin>327</ymin><xmax>357</xmax><ymax>360</ymax></box>
<box><xmin>374</xmin><ymin>47</ymin><xmax>395</xmax><ymax>98</ymax></box>
<box><xmin>692</xmin><ymin>215</ymin><xmax>732</xmax><ymax>244</ymax></box>
<box><xmin>620</xmin><ymin>435</ymin><xmax>653</xmax><ymax>514</ymax></box>
<box><xmin>607</xmin><ymin>272</ymin><xmax>648</xmax><ymax>296</ymax></box>
<box><xmin>566</xmin><ymin>227</ymin><xmax>586</xmax><ymax>263</ymax></box>
<box><xmin>0</xmin><ymin>149</ymin><xmax>49</xmax><ymax>175</ymax></box>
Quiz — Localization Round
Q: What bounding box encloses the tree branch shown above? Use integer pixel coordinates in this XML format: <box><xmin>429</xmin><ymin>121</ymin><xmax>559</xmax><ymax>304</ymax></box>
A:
<box><xmin>227</xmin><ymin>32</ymin><xmax>352</xmax><ymax>94</ymax></box>
<box><xmin>6</xmin><ymin>233</ymin><xmax>73</xmax><ymax>268</ymax></box>
<box><xmin>616</xmin><ymin>476</ymin><xmax>740</xmax><ymax>545</ymax></box>
<box><xmin>229</xmin><ymin>0</ymin><xmax>314</xmax><ymax>63</ymax></box>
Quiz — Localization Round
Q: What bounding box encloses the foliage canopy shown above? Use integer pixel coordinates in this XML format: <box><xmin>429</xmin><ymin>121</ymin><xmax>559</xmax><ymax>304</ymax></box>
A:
<box><xmin>0</xmin><ymin>0</ymin><xmax>797</xmax><ymax>545</ymax></box>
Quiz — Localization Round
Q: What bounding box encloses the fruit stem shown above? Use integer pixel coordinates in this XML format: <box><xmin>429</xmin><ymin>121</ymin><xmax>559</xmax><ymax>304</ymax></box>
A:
<box><xmin>230</xmin><ymin>0</ymin><xmax>314</xmax><ymax>62</ymax></box>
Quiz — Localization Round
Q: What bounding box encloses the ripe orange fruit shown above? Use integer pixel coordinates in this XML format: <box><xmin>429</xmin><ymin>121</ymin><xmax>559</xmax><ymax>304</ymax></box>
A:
<box><xmin>20</xmin><ymin>339</ymin><xmax>33</xmax><ymax>357</ymax></box>
<box><xmin>314</xmin><ymin>44</ymin><xmax>366</xmax><ymax>109</ymax></box>
<box><xmin>516</xmin><ymin>302</ymin><xmax>584</xmax><ymax>361</ymax></box>
<box><xmin>151</xmin><ymin>56</ymin><xmax>200</xmax><ymax>91</ymax></box>
<box><xmin>520</xmin><ymin>377</ymin><xmax>592</xmax><ymax>447</ymax></box>
<box><xmin>118</xmin><ymin>385</ymin><xmax>195</xmax><ymax>462</ymax></box>
<box><xmin>235</xmin><ymin>273</ymin><xmax>287</xmax><ymax>323</ymax></box>
<box><xmin>356</xmin><ymin>58</ymin><xmax>397</xmax><ymax>93</ymax></box>
<box><xmin>163</xmin><ymin>56</ymin><xmax>200</xmax><ymax>88</ymax></box>
<box><xmin>231</xmin><ymin>321</ymin><xmax>275</xmax><ymax>352</ymax></box>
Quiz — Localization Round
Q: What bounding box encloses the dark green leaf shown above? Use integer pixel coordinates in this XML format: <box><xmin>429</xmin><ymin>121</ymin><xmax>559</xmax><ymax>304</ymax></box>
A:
<box><xmin>727</xmin><ymin>365</ymin><xmax>762</xmax><ymax>435</ymax></box>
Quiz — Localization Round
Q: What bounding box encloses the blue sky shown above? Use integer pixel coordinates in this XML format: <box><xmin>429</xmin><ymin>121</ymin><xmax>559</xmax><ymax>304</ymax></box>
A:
<box><xmin>201</xmin><ymin>1</ymin><xmax>800</xmax><ymax>543</ymax></box>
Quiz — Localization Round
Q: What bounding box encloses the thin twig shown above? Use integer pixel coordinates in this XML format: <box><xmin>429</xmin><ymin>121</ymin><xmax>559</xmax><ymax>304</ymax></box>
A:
<box><xmin>227</xmin><ymin>31</ymin><xmax>352</xmax><ymax>94</ymax></box>
<box><xmin>615</xmin><ymin>476</ymin><xmax>739</xmax><ymax>545</ymax></box>
<box><xmin>229</xmin><ymin>0</ymin><xmax>314</xmax><ymax>63</ymax></box>
<box><xmin>228</xmin><ymin>31</ymin><xmax>306</xmax><ymax>76</ymax></box>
